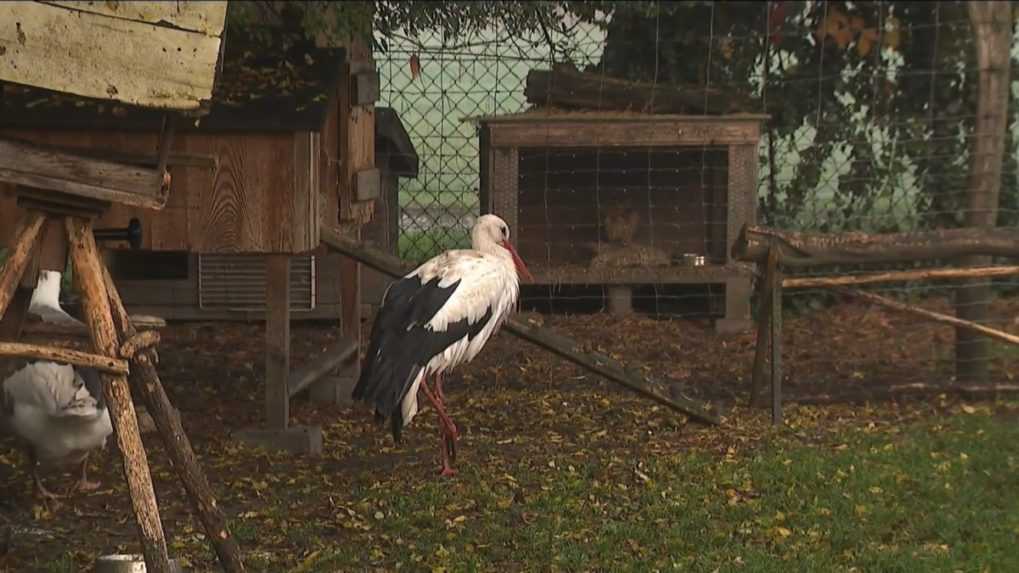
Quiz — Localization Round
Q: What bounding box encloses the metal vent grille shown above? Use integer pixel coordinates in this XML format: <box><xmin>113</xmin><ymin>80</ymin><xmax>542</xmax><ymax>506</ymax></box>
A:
<box><xmin>198</xmin><ymin>254</ymin><xmax>316</xmax><ymax>312</ymax></box>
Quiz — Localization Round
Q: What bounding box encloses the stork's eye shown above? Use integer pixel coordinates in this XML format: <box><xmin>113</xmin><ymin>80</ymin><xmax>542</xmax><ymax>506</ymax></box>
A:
<box><xmin>501</xmin><ymin>226</ymin><xmax>508</xmax><ymax>237</ymax></box>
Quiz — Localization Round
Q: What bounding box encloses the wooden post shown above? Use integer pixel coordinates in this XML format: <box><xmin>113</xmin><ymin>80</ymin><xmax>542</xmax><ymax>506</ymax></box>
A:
<box><xmin>957</xmin><ymin>2</ymin><xmax>1012</xmax><ymax>383</ymax></box>
<box><xmin>101</xmin><ymin>266</ymin><xmax>246</xmax><ymax>573</ymax></box>
<box><xmin>265</xmin><ymin>254</ymin><xmax>290</xmax><ymax>430</ymax></box>
<box><xmin>65</xmin><ymin>217</ymin><xmax>172</xmax><ymax>573</ymax></box>
<box><xmin>767</xmin><ymin>249</ymin><xmax>783</xmax><ymax>425</ymax></box>
<box><xmin>749</xmin><ymin>261</ymin><xmax>774</xmax><ymax>407</ymax></box>
<box><xmin>0</xmin><ymin>211</ymin><xmax>46</xmax><ymax>319</ymax></box>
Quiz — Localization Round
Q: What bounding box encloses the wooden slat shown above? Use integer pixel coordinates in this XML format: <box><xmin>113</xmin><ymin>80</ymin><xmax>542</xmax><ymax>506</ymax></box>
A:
<box><xmin>0</xmin><ymin>138</ymin><xmax>167</xmax><ymax>209</ymax></box>
<box><xmin>0</xmin><ymin>1</ymin><xmax>225</xmax><ymax>110</ymax></box>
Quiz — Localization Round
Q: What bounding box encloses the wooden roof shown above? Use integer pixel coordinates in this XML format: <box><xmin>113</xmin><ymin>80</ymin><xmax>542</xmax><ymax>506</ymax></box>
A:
<box><xmin>0</xmin><ymin>30</ymin><xmax>346</xmax><ymax>132</ymax></box>
<box><xmin>0</xmin><ymin>2</ymin><xmax>227</xmax><ymax>111</ymax></box>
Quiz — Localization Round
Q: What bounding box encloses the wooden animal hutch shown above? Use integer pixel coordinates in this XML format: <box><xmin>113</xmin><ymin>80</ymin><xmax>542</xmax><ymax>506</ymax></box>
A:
<box><xmin>361</xmin><ymin>106</ymin><xmax>419</xmax><ymax>312</ymax></box>
<box><xmin>476</xmin><ymin>110</ymin><xmax>767</xmax><ymax>333</ymax></box>
<box><xmin>0</xmin><ymin>31</ymin><xmax>368</xmax><ymax>322</ymax></box>
<box><xmin>1</xmin><ymin>24</ymin><xmax>380</xmax><ymax>456</ymax></box>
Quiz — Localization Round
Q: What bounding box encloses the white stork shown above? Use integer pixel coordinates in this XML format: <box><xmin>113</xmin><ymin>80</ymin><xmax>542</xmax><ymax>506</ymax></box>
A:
<box><xmin>352</xmin><ymin>214</ymin><xmax>533</xmax><ymax>476</ymax></box>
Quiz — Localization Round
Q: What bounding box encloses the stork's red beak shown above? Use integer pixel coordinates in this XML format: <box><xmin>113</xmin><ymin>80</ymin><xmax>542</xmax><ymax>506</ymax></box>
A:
<box><xmin>500</xmin><ymin>240</ymin><xmax>534</xmax><ymax>282</ymax></box>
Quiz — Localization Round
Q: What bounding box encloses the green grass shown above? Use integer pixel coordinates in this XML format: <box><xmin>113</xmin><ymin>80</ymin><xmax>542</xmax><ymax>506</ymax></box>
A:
<box><xmin>301</xmin><ymin>407</ymin><xmax>1019</xmax><ymax>572</ymax></box>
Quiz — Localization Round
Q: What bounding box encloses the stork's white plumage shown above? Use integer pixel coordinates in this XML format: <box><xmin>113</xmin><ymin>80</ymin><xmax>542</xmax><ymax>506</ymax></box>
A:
<box><xmin>352</xmin><ymin>214</ymin><xmax>533</xmax><ymax>476</ymax></box>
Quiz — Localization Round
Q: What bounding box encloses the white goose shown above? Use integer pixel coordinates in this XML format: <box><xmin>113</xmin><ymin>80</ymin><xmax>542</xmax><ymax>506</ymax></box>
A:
<box><xmin>1</xmin><ymin>362</ymin><xmax>112</xmax><ymax>498</ymax></box>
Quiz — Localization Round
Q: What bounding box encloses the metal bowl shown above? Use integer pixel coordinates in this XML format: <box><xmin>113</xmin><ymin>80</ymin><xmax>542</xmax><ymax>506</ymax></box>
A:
<box><xmin>95</xmin><ymin>554</ymin><xmax>184</xmax><ymax>573</ymax></box>
<box><xmin>679</xmin><ymin>253</ymin><xmax>706</xmax><ymax>267</ymax></box>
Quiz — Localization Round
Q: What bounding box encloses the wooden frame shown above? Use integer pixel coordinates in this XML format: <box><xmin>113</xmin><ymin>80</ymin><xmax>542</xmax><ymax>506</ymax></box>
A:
<box><xmin>476</xmin><ymin>111</ymin><xmax>767</xmax><ymax>333</ymax></box>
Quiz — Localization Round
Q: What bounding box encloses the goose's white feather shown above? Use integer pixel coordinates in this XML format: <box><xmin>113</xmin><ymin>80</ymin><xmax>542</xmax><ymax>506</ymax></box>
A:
<box><xmin>1</xmin><ymin>362</ymin><xmax>112</xmax><ymax>467</ymax></box>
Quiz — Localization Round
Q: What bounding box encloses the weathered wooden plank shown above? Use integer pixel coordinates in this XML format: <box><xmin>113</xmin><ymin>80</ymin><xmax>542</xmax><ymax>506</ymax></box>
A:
<box><xmin>198</xmin><ymin>133</ymin><xmax>313</xmax><ymax>253</ymax></box>
<box><xmin>44</xmin><ymin>1</ymin><xmax>227</xmax><ymax>34</ymax></box>
<box><xmin>0</xmin><ymin>137</ymin><xmax>167</xmax><ymax>209</ymax></box>
<box><xmin>0</xmin><ymin>1</ymin><xmax>225</xmax><ymax>110</ymax></box>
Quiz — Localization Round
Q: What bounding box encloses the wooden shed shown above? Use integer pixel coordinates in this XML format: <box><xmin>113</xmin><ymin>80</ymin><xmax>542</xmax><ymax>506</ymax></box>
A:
<box><xmin>1</xmin><ymin>29</ymin><xmax>374</xmax><ymax>320</ymax></box>
<box><xmin>476</xmin><ymin>109</ymin><xmax>767</xmax><ymax>333</ymax></box>
<box><xmin>361</xmin><ymin>106</ymin><xmax>419</xmax><ymax>312</ymax></box>
<box><xmin>1</xmin><ymin>26</ymin><xmax>379</xmax><ymax>454</ymax></box>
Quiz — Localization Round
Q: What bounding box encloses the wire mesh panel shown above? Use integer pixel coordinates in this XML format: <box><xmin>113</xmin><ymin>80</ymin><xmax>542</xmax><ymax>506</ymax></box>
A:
<box><xmin>375</xmin><ymin>1</ymin><xmax>1019</xmax><ymax>399</ymax></box>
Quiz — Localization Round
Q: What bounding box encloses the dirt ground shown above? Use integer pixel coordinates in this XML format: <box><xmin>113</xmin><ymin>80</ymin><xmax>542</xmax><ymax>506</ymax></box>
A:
<box><xmin>1</xmin><ymin>295</ymin><xmax>1018</xmax><ymax>571</ymax></box>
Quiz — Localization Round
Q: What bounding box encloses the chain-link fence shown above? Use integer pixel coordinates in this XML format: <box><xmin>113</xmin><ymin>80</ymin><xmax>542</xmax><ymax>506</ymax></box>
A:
<box><xmin>375</xmin><ymin>2</ymin><xmax>1019</xmax><ymax>395</ymax></box>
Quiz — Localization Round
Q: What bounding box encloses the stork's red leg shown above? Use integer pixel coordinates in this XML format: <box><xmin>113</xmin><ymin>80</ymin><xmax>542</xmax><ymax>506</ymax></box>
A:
<box><xmin>435</xmin><ymin>371</ymin><xmax>447</xmax><ymax>404</ymax></box>
<box><xmin>420</xmin><ymin>374</ymin><xmax>459</xmax><ymax>477</ymax></box>
<box><xmin>420</xmin><ymin>376</ymin><xmax>458</xmax><ymax>439</ymax></box>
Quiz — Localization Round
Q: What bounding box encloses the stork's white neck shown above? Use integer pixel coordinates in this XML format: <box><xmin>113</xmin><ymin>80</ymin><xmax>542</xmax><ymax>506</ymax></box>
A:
<box><xmin>30</xmin><ymin>270</ymin><xmax>64</xmax><ymax>311</ymax></box>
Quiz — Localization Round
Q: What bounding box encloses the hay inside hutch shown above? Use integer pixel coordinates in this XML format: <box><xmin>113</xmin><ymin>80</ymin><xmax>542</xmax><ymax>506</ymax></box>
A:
<box><xmin>477</xmin><ymin>111</ymin><xmax>766</xmax><ymax>333</ymax></box>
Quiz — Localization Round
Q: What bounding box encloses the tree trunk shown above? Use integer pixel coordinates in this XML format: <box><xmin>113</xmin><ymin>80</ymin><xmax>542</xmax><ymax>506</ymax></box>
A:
<box><xmin>957</xmin><ymin>2</ymin><xmax>1012</xmax><ymax>383</ymax></box>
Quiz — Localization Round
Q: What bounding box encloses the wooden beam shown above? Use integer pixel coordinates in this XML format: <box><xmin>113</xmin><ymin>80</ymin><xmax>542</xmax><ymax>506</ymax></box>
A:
<box><xmin>957</xmin><ymin>2</ymin><xmax>1013</xmax><ymax>384</ymax></box>
<box><xmin>0</xmin><ymin>1</ymin><xmax>225</xmax><ymax>110</ymax></box>
<box><xmin>0</xmin><ymin>138</ymin><xmax>168</xmax><ymax>210</ymax></box>
<box><xmin>842</xmin><ymin>288</ymin><xmax>1019</xmax><ymax>347</ymax></box>
<box><xmin>524</xmin><ymin>67</ymin><xmax>757</xmax><ymax>115</ymax></box>
<box><xmin>0</xmin><ymin>211</ymin><xmax>46</xmax><ymax>320</ymax></box>
<box><xmin>289</xmin><ymin>338</ymin><xmax>359</xmax><ymax>398</ymax></box>
<box><xmin>783</xmin><ymin>265</ymin><xmax>1019</xmax><ymax>289</ymax></box>
<box><xmin>0</xmin><ymin>341</ymin><xmax>129</xmax><ymax>374</ymax></box>
<box><xmin>66</xmin><ymin>217</ymin><xmax>172</xmax><ymax>573</ymax></box>
<box><xmin>320</xmin><ymin>226</ymin><xmax>721</xmax><ymax>425</ymax></box>
<box><xmin>732</xmin><ymin>224</ymin><xmax>1019</xmax><ymax>267</ymax></box>
<box><xmin>265</xmin><ymin>254</ymin><xmax>291</xmax><ymax>430</ymax></box>
<box><xmin>101</xmin><ymin>265</ymin><xmax>246</xmax><ymax>573</ymax></box>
